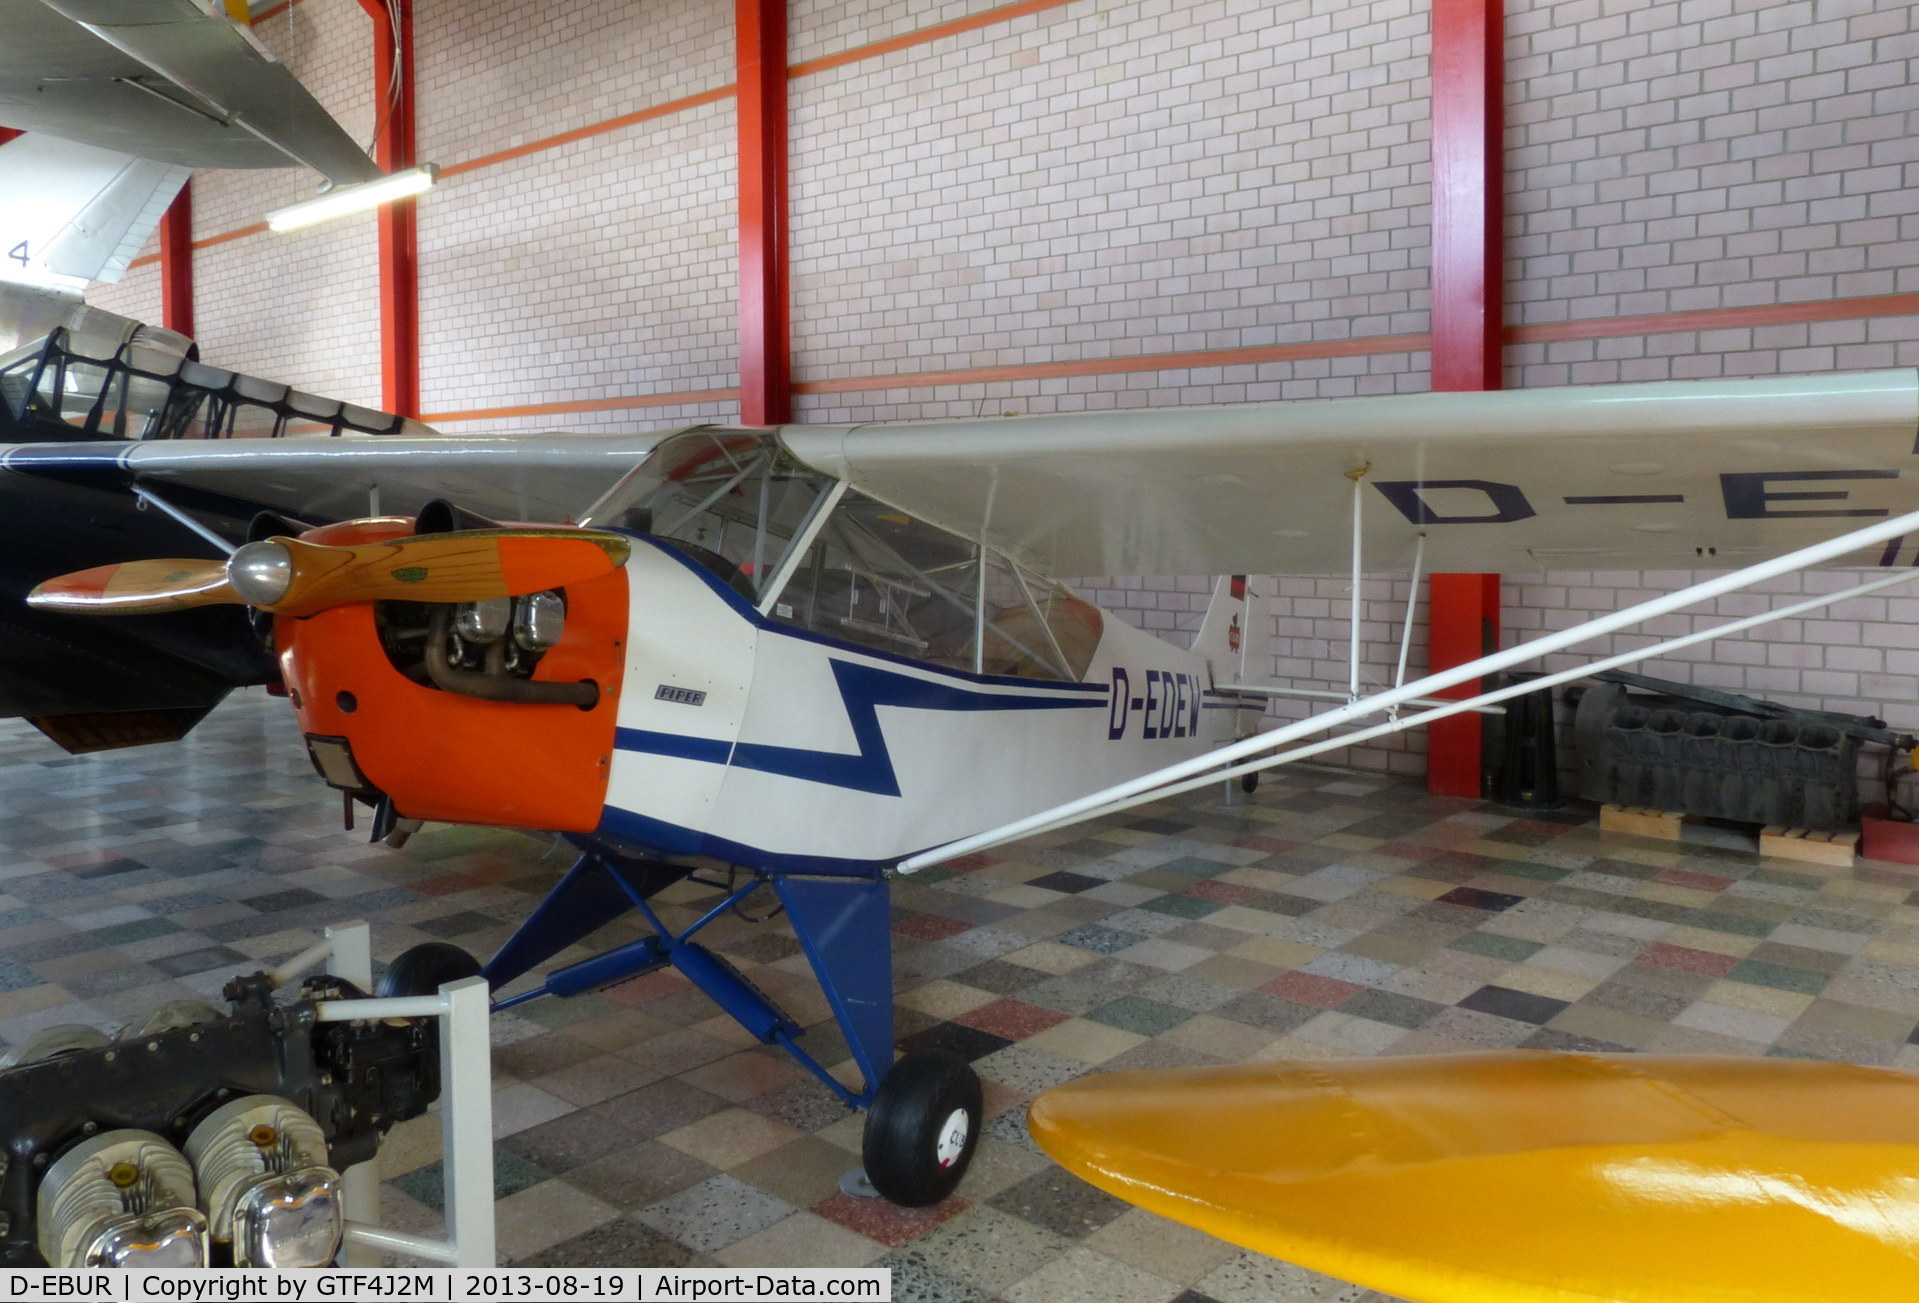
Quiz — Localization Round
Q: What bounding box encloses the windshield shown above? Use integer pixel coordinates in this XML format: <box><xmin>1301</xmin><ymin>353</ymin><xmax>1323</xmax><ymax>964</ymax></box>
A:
<box><xmin>586</xmin><ymin>428</ymin><xmax>1104</xmax><ymax>680</ymax></box>
<box><xmin>581</xmin><ymin>429</ymin><xmax>834</xmax><ymax>602</ymax></box>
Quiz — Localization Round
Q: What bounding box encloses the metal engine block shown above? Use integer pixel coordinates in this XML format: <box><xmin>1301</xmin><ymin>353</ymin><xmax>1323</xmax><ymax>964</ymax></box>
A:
<box><xmin>0</xmin><ymin>972</ymin><xmax>440</xmax><ymax>1266</ymax></box>
<box><xmin>1574</xmin><ymin>679</ymin><xmax>1863</xmax><ymax>832</ymax></box>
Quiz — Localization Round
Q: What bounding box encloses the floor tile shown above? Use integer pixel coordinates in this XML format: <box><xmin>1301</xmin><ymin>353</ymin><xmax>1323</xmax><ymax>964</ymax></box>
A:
<box><xmin>635</xmin><ymin>1175</ymin><xmax>794</xmax><ymax>1253</ymax></box>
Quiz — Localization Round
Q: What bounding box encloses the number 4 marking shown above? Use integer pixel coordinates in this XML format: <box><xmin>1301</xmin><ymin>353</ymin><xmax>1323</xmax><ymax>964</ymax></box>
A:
<box><xmin>6</xmin><ymin>241</ymin><xmax>25</xmax><ymax>267</ymax></box>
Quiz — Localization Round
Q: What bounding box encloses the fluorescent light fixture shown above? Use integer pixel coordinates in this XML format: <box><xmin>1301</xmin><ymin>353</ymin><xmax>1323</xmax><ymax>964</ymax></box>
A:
<box><xmin>267</xmin><ymin>164</ymin><xmax>439</xmax><ymax>232</ymax></box>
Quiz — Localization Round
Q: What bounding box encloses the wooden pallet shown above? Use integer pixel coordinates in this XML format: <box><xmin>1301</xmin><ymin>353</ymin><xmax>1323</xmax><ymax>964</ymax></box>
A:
<box><xmin>1598</xmin><ymin>805</ymin><xmax>1687</xmax><ymax>840</ymax></box>
<box><xmin>1759</xmin><ymin>826</ymin><xmax>1859</xmax><ymax>868</ymax></box>
<box><xmin>1600</xmin><ymin>804</ymin><xmax>1858</xmax><ymax>867</ymax></box>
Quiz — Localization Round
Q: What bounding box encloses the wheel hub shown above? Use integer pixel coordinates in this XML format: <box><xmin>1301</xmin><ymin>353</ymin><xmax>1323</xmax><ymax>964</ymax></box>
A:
<box><xmin>935</xmin><ymin>1107</ymin><xmax>970</xmax><ymax>1168</ymax></box>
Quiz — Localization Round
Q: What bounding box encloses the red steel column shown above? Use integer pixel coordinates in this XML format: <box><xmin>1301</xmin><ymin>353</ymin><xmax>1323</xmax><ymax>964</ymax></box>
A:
<box><xmin>1426</xmin><ymin>0</ymin><xmax>1505</xmax><ymax>797</ymax></box>
<box><xmin>1427</xmin><ymin>573</ymin><xmax>1501</xmax><ymax>797</ymax></box>
<box><xmin>736</xmin><ymin>0</ymin><xmax>791</xmax><ymax>426</ymax></box>
<box><xmin>358</xmin><ymin>0</ymin><xmax>420</xmax><ymax>418</ymax></box>
<box><xmin>159</xmin><ymin>181</ymin><xmax>195</xmax><ymax>339</ymax></box>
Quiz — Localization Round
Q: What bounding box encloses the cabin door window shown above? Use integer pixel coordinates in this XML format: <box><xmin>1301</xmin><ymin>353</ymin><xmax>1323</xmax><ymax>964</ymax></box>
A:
<box><xmin>768</xmin><ymin>489</ymin><xmax>981</xmax><ymax>669</ymax></box>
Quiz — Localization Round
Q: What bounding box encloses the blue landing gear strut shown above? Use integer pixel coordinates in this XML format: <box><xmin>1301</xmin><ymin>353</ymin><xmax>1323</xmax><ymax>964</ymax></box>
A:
<box><xmin>472</xmin><ymin>850</ymin><xmax>979</xmax><ymax>1205</ymax></box>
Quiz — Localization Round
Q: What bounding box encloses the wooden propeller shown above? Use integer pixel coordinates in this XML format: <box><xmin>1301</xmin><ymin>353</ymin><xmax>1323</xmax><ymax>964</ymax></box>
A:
<box><xmin>25</xmin><ymin>559</ymin><xmax>234</xmax><ymax>615</ymax></box>
<box><xmin>27</xmin><ymin>528</ymin><xmax>631</xmax><ymax>617</ymax></box>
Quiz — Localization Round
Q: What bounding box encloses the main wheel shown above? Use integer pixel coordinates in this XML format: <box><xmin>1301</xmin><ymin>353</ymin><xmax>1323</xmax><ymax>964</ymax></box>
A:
<box><xmin>377</xmin><ymin>942</ymin><xmax>483</xmax><ymax>998</ymax></box>
<box><xmin>861</xmin><ymin>1050</ymin><xmax>982</xmax><ymax>1207</ymax></box>
<box><xmin>1240</xmin><ymin>770</ymin><xmax>1260</xmax><ymax>794</ymax></box>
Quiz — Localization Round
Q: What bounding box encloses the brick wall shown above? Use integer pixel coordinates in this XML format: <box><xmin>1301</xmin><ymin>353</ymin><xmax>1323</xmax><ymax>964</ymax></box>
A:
<box><xmin>417</xmin><ymin>0</ymin><xmax>738</xmax><ymax>422</ymax></box>
<box><xmin>197</xmin><ymin>2</ymin><xmax>380</xmax><ymax>403</ymax></box>
<box><xmin>417</xmin><ymin>98</ymin><xmax>739</xmax><ymax>422</ymax></box>
<box><xmin>1506</xmin><ymin>0</ymin><xmax>1919</xmax><ymax>377</ymax></box>
<box><xmin>790</xmin><ymin>0</ymin><xmax>1432</xmax><ymax>417</ymax></box>
<box><xmin>82</xmin><ymin>229</ymin><xmax>161</xmax><ymax>327</ymax></box>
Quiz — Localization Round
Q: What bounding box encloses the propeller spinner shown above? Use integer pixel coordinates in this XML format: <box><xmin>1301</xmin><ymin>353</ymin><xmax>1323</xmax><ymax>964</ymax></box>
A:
<box><xmin>27</xmin><ymin>529</ymin><xmax>633</xmax><ymax>618</ymax></box>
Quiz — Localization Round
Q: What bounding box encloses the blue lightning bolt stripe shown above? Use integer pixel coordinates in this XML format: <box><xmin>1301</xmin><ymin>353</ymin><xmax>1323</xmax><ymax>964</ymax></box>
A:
<box><xmin>616</xmin><ymin>656</ymin><xmax>1103</xmax><ymax>797</ymax></box>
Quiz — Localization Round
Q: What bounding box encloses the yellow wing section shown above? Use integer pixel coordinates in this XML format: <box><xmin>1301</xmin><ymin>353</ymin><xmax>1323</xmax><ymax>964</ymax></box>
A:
<box><xmin>1027</xmin><ymin>1052</ymin><xmax>1919</xmax><ymax>1303</ymax></box>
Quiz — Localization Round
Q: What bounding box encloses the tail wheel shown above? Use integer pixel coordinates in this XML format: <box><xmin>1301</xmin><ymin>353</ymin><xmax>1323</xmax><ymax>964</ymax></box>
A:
<box><xmin>377</xmin><ymin>942</ymin><xmax>482</xmax><ymax>998</ymax></box>
<box><xmin>861</xmin><ymin>1050</ymin><xmax>981</xmax><ymax>1207</ymax></box>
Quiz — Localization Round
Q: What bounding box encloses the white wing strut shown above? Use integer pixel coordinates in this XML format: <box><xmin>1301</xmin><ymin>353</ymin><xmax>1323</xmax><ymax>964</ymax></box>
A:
<box><xmin>897</xmin><ymin>505</ymin><xmax>1919</xmax><ymax>873</ymax></box>
<box><xmin>1393</xmin><ymin>532</ymin><xmax>1426</xmax><ymax>699</ymax></box>
<box><xmin>1217</xmin><ymin>683</ymin><xmax>1501</xmax><ymax>714</ymax></box>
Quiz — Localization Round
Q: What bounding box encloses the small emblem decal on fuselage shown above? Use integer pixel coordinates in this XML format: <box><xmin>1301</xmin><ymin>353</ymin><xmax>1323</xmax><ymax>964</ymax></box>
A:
<box><xmin>655</xmin><ymin>684</ymin><xmax>707</xmax><ymax>706</ymax></box>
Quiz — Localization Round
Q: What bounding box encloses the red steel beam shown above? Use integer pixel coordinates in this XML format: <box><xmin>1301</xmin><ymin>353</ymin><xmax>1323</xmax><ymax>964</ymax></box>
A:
<box><xmin>1430</xmin><ymin>0</ymin><xmax>1503</xmax><ymax>391</ymax></box>
<box><xmin>735</xmin><ymin>0</ymin><xmax>791</xmax><ymax>426</ymax></box>
<box><xmin>357</xmin><ymin>0</ymin><xmax>420</xmax><ymax>418</ymax></box>
<box><xmin>159</xmin><ymin>181</ymin><xmax>195</xmax><ymax>339</ymax></box>
<box><xmin>0</xmin><ymin>128</ymin><xmax>18</xmax><ymax>146</ymax></box>
<box><xmin>1426</xmin><ymin>574</ymin><xmax>1501</xmax><ymax>798</ymax></box>
<box><xmin>1426</xmin><ymin>0</ymin><xmax>1505</xmax><ymax>797</ymax></box>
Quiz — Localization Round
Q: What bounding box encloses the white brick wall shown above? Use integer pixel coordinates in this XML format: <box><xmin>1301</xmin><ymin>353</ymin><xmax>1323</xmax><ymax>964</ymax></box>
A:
<box><xmin>196</xmin><ymin>212</ymin><xmax>382</xmax><ymax>407</ymax></box>
<box><xmin>1506</xmin><ymin>0</ymin><xmax>1919</xmax><ymax>345</ymax></box>
<box><xmin>790</xmin><ymin>0</ymin><xmax>1431</xmax><ymax>402</ymax></box>
<box><xmin>425</xmin><ymin>399</ymin><xmax>739</xmax><ymax>438</ymax></box>
<box><xmin>790</xmin><ymin>0</ymin><xmax>992</xmax><ymax>65</ymax></box>
<box><xmin>83</xmin><ymin>238</ymin><xmax>162</xmax><ymax>327</ymax></box>
<box><xmin>418</xmin><ymin>97</ymin><xmax>739</xmax><ymax>420</ymax></box>
<box><xmin>417</xmin><ymin>0</ymin><xmax>731</xmax><ymax>168</ymax></box>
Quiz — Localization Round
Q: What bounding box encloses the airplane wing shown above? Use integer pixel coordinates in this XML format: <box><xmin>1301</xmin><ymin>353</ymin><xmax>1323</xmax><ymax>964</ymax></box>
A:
<box><xmin>0</xmin><ymin>432</ymin><xmax>673</xmax><ymax>526</ymax></box>
<box><xmin>0</xmin><ymin>0</ymin><xmax>380</xmax><ymax>184</ymax></box>
<box><xmin>6</xmin><ymin>370</ymin><xmax>1919</xmax><ymax>577</ymax></box>
<box><xmin>1029</xmin><ymin>1052</ymin><xmax>1919</xmax><ymax>1303</ymax></box>
<box><xmin>783</xmin><ymin>369</ymin><xmax>1919</xmax><ymax>577</ymax></box>
<box><xmin>0</xmin><ymin>133</ymin><xmax>189</xmax><ymax>287</ymax></box>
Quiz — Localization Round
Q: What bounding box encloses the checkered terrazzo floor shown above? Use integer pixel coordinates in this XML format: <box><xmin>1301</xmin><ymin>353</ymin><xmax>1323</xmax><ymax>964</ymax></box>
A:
<box><xmin>4</xmin><ymin>688</ymin><xmax>1919</xmax><ymax>1301</ymax></box>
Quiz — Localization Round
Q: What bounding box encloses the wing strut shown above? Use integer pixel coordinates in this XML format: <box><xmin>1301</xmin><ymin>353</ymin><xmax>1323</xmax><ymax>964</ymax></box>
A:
<box><xmin>1345</xmin><ymin>463</ymin><xmax>1370</xmax><ymax>703</ymax></box>
<box><xmin>1391</xmin><ymin>532</ymin><xmax>1426</xmax><ymax>707</ymax></box>
<box><xmin>898</xmin><ymin>505</ymin><xmax>1919</xmax><ymax>873</ymax></box>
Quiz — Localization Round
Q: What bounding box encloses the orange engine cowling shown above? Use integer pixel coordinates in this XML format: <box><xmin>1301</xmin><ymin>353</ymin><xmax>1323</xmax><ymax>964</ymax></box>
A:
<box><xmin>275</xmin><ymin>563</ymin><xmax>628</xmax><ymax>832</ymax></box>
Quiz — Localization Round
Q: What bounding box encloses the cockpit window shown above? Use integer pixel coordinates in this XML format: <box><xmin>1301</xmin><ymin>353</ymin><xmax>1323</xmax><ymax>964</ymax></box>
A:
<box><xmin>979</xmin><ymin>551</ymin><xmax>1103</xmax><ymax>681</ymax></box>
<box><xmin>770</xmin><ymin>491</ymin><xmax>981</xmax><ymax>669</ymax></box>
<box><xmin>768</xmin><ymin>490</ymin><xmax>1104</xmax><ymax>681</ymax></box>
<box><xmin>588</xmin><ymin>432</ymin><xmax>1104</xmax><ymax>681</ymax></box>
<box><xmin>582</xmin><ymin>429</ymin><xmax>832</xmax><ymax>601</ymax></box>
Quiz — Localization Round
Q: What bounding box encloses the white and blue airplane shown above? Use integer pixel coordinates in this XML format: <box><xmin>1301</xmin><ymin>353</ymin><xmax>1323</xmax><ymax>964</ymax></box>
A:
<box><xmin>17</xmin><ymin>365</ymin><xmax>1919</xmax><ymax>1204</ymax></box>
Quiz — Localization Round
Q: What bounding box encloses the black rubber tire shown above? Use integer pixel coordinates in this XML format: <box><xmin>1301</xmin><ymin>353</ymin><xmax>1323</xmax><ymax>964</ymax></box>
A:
<box><xmin>1240</xmin><ymin>770</ymin><xmax>1260</xmax><ymax>794</ymax></box>
<box><xmin>377</xmin><ymin>942</ymin><xmax>483</xmax><ymax>999</ymax></box>
<box><xmin>861</xmin><ymin>1050</ymin><xmax>982</xmax><ymax>1207</ymax></box>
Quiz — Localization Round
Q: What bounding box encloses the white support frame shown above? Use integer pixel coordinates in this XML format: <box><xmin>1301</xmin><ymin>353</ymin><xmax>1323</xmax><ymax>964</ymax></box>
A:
<box><xmin>1391</xmin><ymin>533</ymin><xmax>1427</xmax><ymax>710</ymax></box>
<box><xmin>1218</xmin><ymin>682</ymin><xmax>1503</xmax><ymax>715</ymax></box>
<box><xmin>899</xmin><ymin>504</ymin><xmax>1919</xmax><ymax>873</ymax></box>
<box><xmin>274</xmin><ymin>922</ymin><xmax>497</xmax><ymax>1268</ymax></box>
<box><xmin>1346</xmin><ymin>466</ymin><xmax>1367</xmax><ymax>703</ymax></box>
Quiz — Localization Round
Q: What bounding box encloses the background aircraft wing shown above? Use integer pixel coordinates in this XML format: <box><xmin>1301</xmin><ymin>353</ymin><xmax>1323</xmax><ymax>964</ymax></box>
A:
<box><xmin>781</xmin><ymin>370</ymin><xmax>1919</xmax><ymax>577</ymax></box>
<box><xmin>0</xmin><ymin>134</ymin><xmax>189</xmax><ymax>288</ymax></box>
<box><xmin>0</xmin><ymin>433</ymin><xmax>674</xmax><ymax>527</ymax></box>
<box><xmin>0</xmin><ymin>0</ymin><xmax>380</xmax><ymax>184</ymax></box>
